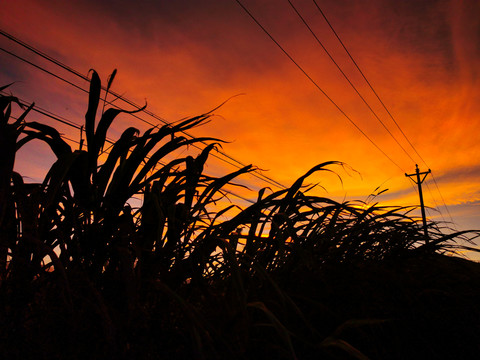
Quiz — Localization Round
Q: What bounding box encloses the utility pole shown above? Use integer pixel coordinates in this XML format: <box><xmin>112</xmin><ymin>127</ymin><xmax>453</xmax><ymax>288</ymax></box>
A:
<box><xmin>405</xmin><ymin>165</ymin><xmax>431</xmax><ymax>242</ymax></box>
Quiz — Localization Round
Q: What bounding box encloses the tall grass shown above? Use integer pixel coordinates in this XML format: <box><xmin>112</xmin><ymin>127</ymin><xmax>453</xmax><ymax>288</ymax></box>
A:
<box><xmin>1</xmin><ymin>71</ymin><xmax>479</xmax><ymax>359</ymax></box>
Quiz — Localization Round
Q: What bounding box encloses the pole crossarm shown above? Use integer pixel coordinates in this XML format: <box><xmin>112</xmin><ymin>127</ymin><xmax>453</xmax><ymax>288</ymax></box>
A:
<box><xmin>405</xmin><ymin>167</ymin><xmax>431</xmax><ymax>184</ymax></box>
<box><xmin>405</xmin><ymin>164</ymin><xmax>431</xmax><ymax>242</ymax></box>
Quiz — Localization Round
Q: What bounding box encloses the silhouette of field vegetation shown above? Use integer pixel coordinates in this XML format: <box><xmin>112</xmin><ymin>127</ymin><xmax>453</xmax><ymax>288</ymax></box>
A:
<box><xmin>1</xmin><ymin>71</ymin><xmax>480</xmax><ymax>359</ymax></box>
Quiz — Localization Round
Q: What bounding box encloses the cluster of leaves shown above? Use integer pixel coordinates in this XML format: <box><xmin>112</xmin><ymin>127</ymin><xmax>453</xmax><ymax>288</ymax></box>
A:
<box><xmin>1</xmin><ymin>72</ymin><xmax>479</xmax><ymax>359</ymax></box>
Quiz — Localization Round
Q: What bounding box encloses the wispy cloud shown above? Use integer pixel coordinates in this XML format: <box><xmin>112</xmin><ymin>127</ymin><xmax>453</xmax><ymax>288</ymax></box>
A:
<box><xmin>435</xmin><ymin>164</ymin><xmax>480</xmax><ymax>185</ymax></box>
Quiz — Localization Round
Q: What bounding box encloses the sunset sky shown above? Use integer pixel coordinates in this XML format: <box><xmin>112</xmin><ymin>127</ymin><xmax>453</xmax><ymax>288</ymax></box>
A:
<box><xmin>1</xmin><ymin>0</ymin><xmax>479</xmax><ymax>252</ymax></box>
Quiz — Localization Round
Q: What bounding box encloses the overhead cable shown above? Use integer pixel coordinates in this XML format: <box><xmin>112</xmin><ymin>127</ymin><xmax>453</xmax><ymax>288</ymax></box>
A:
<box><xmin>0</xmin><ymin>29</ymin><xmax>286</xmax><ymax>190</ymax></box>
<box><xmin>287</xmin><ymin>0</ymin><xmax>416</xmax><ymax>164</ymax></box>
<box><xmin>311</xmin><ymin>0</ymin><xmax>454</xmax><ymax>223</ymax></box>
<box><xmin>8</xmin><ymin>99</ymin><xmax>257</xmax><ymax>205</ymax></box>
<box><xmin>235</xmin><ymin>0</ymin><xmax>406</xmax><ymax>173</ymax></box>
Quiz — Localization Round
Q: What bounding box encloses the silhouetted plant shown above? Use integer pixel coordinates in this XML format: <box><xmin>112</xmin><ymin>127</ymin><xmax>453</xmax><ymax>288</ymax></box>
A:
<box><xmin>1</xmin><ymin>71</ymin><xmax>479</xmax><ymax>360</ymax></box>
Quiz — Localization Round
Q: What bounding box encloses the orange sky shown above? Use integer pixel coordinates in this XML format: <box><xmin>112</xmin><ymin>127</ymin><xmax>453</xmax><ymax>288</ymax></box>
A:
<box><xmin>1</xmin><ymin>0</ymin><xmax>479</xmax><ymax>252</ymax></box>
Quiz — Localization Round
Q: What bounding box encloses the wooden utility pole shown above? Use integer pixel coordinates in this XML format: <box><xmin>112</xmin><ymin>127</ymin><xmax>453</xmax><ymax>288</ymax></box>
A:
<box><xmin>405</xmin><ymin>165</ymin><xmax>431</xmax><ymax>242</ymax></box>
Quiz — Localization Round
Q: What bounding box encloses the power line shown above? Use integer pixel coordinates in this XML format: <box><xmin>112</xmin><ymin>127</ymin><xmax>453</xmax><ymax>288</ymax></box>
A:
<box><xmin>0</xmin><ymin>47</ymin><xmax>87</xmax><ymax>95</ymax></box>
<box><xmin>2</xmin><ymin>92</ymin><xmax>81</xmax><ymax>130</ymax></box>
<box><xmin>311</xmin><ymin>0</ymin><xmax>455</xmax><ymax>224</ymax></box>
<box><xmin>287</xmin><ymin>0</ymin><xmax>417</xmax><ymax>165</ymax></box>
<box><xmin>430</xmin><ymin>174</ymin><xmax>455</xmax><ymax>224</ymax></box>
<box><xmin>311</xmin><ymin>0</ymin><xmax>424</xmax><ymax>166</ymax></box>
<box><xmin>0</xmin><ymin>46</ymin><xmax>160</xmax><ymax>130</ymax></box>
<box><xmin>235</xmin><ymin>0</ymin><xmax>405</xmax><ymax>173</ymax></box>
<box><xmin>0</xmin><ymin>29</ymin><xmax>286</xmax><ymax>190</ymax></box>
<box><xmin>8</xmin><ymin>99</ymin><xmax>257</xmax><ymax>205</ymax></box>
<box><xmin>424</xmin><ymin>180</ymin><xmax>448</xmax><ymax>225</ymax></box>
<box><xmin>237</xmin><ymin>0</ymin><xmax>454</xmax><ymax>227</ymax></box>
<box><xmin>289</xmin><ymin>0</ymin><xmax>451</xmax><ymax>224</ymax></box>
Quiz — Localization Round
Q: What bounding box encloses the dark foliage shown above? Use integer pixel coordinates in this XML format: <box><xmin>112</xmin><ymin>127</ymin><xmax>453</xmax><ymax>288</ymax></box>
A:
<box><xmin>1</xmin><ymin>72</ymin><xmax>479</xmax><ymax>359</ymax></box>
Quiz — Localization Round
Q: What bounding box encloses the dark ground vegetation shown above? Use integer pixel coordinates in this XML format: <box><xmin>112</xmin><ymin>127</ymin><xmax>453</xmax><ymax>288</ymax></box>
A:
<box><xmin>1</xmin><ymin>72</ymin><xmax>479</xmax><ymax>359</ymax></box>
